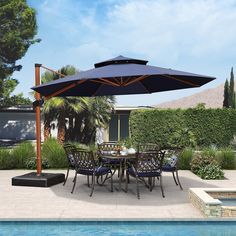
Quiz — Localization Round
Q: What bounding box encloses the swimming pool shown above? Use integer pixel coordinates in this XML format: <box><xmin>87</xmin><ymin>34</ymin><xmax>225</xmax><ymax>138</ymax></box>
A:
<box><xmin>219</xmin><ymin>198</ymin><xmax>236</xmax><ymax>206</ymax></box>
<box><xmin>0</xmin><ymin>221</ymin><xmax>236</xmax><ymax>236</ymax></box>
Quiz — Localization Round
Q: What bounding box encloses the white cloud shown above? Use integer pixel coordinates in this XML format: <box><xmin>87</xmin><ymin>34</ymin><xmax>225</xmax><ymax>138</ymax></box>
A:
<box><xmin>39</xmin><ymin>0</ymin><xmax>235</xmax><ymax>70</ymax></box>
<box><xmin>17</xmin><ymin>0</ymin><xmax>236</xmax><ymax>105</ymax></box>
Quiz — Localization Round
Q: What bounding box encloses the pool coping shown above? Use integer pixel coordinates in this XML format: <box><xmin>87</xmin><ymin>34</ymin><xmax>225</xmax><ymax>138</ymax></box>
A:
<box><xmin>189</xmin><ymin>188</ymin><xmax>236</xmax><ymax>218</ymax></box>
<box><xmin>0</xmin><ymin>218</ymin><xmax>236</xmax><ymax>221</ymax></box>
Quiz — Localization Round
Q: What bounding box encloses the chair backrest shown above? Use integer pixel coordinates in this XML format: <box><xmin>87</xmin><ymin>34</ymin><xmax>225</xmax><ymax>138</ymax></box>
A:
<box><xmin>137</xmin><ymin>143</ymin><xmax>160</xmax><ymax>153</ymax></box>
<box><xmin>63</xmin><ymin>143</ymin><xmax>77</xmax><ymax>167</ymax></box>
<box><xmin>163</xmin><ymin>148</ymin><xmax>182</xmax><ymax>167</ymax></box>
<box><xmin>97</xmin><ymin>142</ymin><xmax>121</xmax><ymax>156</ymax></box>
<box><xmin>135</xmin><ymin>150</ymin><xmax>165</xmax><ymax>173</ymax></box>
<box><xmin>73</xmin><ymin>148</ymin><xmax>96</xmax><ymax>171</ymax></box>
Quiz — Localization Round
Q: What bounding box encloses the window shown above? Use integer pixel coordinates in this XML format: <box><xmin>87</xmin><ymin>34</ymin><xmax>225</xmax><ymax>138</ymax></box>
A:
<box><xmin>109</xmin><ymin>113</ymin><xmax>129</xmax><ymax>141</ymax></box>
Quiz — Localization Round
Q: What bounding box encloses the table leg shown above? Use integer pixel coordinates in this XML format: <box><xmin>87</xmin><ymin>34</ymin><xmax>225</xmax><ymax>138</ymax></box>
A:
<box><xmin>119</xmin><ymin>160</ymin><xmax>122</xmax><ymax>191</ymax></box>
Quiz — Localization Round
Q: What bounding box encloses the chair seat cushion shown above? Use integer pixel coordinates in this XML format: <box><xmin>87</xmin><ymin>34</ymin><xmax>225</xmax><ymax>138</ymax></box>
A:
<box><xmin>78</xmin><ymin>166</ymin><xmax>110</xmax><ymax>176</ymax></box>
<box><xmin>162</xmin><ymin>164</ymin><xmax>176</xmax><ymax>172</ymax></box>
<box><xmin>102</xmin><ymin>158</ymin><xmax>121</xmax><ymax>165</ymax></box>
<box><xmin>128</xmin><ymin>168</ymin><xmax>161</xmax><ymax>177</ymax></box>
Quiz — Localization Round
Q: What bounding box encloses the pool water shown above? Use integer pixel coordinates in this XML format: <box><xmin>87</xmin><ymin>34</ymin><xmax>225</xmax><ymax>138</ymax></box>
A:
<box><xmin>0</xmin><ymin>221</ymin><xmax>236</xmax><ymax>236</ymax></box>
<box><xmin>219</xmin><ymin>198</ymin><xmax>236</xmax><ymax>206</ymax></box>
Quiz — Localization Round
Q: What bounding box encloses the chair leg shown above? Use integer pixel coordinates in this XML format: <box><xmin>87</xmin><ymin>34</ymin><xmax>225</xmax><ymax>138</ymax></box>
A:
<box><xmin>110</xmin><ymin>172</ymin><xmax>113</xmax><ymax>192</ymax></box>
<box><xmin>90</xmin><ymin>174</ymin><xmax>95</xmax><ymax>197</ymax></box>
<box><xmin>63</xmin><ymin>168</ymin><xmax>70</xmax><ymax>186</ymax></box>
<box><xmin>136</xmin><ymin>176</ymin><xmax>140</xmax><ymax>199</ymax></box>
<box><xmin>71</xmin><ymin>172</ymin><xmax>77</xmax><ymax>194</ymax></box>
<box><xmin>172</xmin><ymin>171</ymin><xmax>178</xmax><ymax>186</ymax></box>
<box><xmin>160</xmin><ymin>175</ymin><xmax>165</xmax><ymax>198</ymax></box>
<box><xmin>125</xmin><ymin>170</ymin><xmax>128</xmax><ymax>192</ymax></box>
<box><xmin>87</xmin><ymin>175</ymin><xmax>90</xmax><ymax>187</ymax></box>
<box><xmin>176</xmin><ymin>170</ymin><xmax>183</xmax><ymax>190</ymax></box>
<box><xmin>148</xmin><ymin>177</ymin><xmax>152</xmax><ymax>191</ymax></box>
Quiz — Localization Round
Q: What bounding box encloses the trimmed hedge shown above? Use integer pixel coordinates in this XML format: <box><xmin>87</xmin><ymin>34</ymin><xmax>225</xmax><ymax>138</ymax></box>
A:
<box><xmin>184</xmin><ymin>108</ymin><xmax>236</xmax><ymax>147</ymax></box>
<box><xmin>130</xmin><ymin>108</ymin><xmax>236</xmax><ymax>148</ymax></box>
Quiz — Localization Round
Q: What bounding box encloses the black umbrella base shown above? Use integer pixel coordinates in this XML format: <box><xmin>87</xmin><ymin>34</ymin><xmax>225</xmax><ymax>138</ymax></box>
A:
<box><xmin>12</xmin><ymin>172</ymin><xmax>65</xmax><ymax>187</ymax></box>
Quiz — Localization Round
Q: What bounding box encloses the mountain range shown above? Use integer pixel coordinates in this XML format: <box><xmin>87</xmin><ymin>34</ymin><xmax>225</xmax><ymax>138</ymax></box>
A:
<box><xmin>156</xmin><ymin>82</ymin><xmax>236</xmax><ymax>109</ymax></box>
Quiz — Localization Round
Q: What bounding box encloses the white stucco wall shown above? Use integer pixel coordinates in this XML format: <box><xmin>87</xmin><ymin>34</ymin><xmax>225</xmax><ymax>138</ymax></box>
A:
<box><xmin>0</xmin><ymin>112</ymin><xmax>38</xmax><ymax>140</ymax></box>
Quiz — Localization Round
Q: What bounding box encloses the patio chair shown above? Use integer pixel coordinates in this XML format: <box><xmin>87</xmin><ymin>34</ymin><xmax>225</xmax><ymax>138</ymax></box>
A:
<box><xmin>63</xmin><ymin>143</ymin><xmax>77</xmax><ymax>186</ymax></box>
<box><xmin>126</xmin><ymin>150</ymin><xmax>165</xmax><ymax>199</ymax></box>
<box><xmin>137</xmin><ymin>143</ymin><xmax>160</xmax><ymax>153</ymax></box>
<box><xmin>71</xmin><ymin>148</ymin><xmax>113</xmax><ymax>197</ymax></box>
<box><xmin>126</xmin><ymin>143</ymin><xmax>160</xmax><ymax>184</ymax></box>
<box><xmin>97</xmin><ymin>142</ymin><xmax>122</xmax><ymax>176</ymax></box>
<box><xmin>162</xmin><ymin>148</ymin><xmax>183</xmax><ymax>190</ymax></box>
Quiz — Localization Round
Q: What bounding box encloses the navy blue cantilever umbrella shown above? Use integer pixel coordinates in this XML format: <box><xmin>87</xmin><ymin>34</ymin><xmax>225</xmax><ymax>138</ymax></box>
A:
<box><xmin>29</xmin><ymin>55</ymin><xmax>216</xmax><ymax>178</ymax></box>
<box><xmin>32</xmin><ymin>55</ymin><xmax>215</xmax><ymax>98</ymax></box>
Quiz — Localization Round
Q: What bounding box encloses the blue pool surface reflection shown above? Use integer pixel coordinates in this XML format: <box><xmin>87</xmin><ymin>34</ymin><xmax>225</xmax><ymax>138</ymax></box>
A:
<box><xmin>0</xmin><ymin>221</ymin><xmax>236</xmax><ymax>236</ymax></box>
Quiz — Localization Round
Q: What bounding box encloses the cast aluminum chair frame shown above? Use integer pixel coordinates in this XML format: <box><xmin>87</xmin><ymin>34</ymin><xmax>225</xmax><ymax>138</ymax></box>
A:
<box><xmin>137</xmin><ymin>143</ymin><xmax>160</xmax><ymax>153</ymax></box>
<box><xmin>162</xmin><ymin>148</ymin><xmax>183</xmax><ymax>190</ymax></box>
<box><xmin>72</xmin><ymin>148</ymin><xmax>113</xmax><ymax>197</ymax></box>
<box><xmin>126</xmin><ymin>150</ymin><xmax>165</xmax><ymax>199</ymax></box>
<box><xmin>63</xmin><ymin>143</ymin><xmax>77</xmax><ymax>186</ymax></box>
<box><xmin>97</xmin><ymin>142</ymin><xmax>122</xmax><ymax>175</ymax></box>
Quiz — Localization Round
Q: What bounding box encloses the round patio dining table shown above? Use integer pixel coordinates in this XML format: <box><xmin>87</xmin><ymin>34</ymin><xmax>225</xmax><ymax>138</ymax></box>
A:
<box><xmin>101</xmin><ymin>153</ymin><xmax>136</xmax><ymax>191</ymax></box>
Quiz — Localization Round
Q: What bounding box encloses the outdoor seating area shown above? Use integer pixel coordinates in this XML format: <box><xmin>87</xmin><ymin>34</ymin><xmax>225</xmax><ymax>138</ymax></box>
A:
<box><xmin>2</xmin><ymin>169</ymin><xmax>236</xmax><ymax>219</ymax></box>
<box><xmin>63</xmin><ymin>142</ymin><xmax>183</xmax><ymax>199</ymax></box>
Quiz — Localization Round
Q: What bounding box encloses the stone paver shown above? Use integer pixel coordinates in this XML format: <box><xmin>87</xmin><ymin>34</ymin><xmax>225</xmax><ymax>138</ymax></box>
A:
<box><xmin>0</xmin><ymin>170</ymin><xmax>236</xmax><ymax>219</ymax></box>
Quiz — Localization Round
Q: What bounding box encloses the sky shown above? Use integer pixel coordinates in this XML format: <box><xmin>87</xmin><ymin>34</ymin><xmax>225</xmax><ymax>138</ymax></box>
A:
<box><xmin>13</xmin><ymin>0</ymin><xmax>236</xmax><ymax>106</ymax></box>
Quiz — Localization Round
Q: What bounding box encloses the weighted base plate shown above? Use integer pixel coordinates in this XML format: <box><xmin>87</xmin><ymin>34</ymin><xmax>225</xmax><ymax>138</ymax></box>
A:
<box><xmin>12</xmin><ymin>172</ymin><xmax>65</xmax><ymax>187</ymax></box>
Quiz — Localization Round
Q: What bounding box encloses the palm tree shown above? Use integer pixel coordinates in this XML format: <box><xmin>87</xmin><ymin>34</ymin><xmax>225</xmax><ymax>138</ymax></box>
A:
<box><xmin>79</xmin><ymin>96</ymin><xmax>115</xmax><ymax>144</ymax></box>
<box><xmin>42</xmin><ymin>65</ymin><xmax>86</xmax><ymax>144</ymax></box>
<box><xmin>42</xmin><ymin>65</ymin><xmax>116</xmax><ymax>144</ymax></box>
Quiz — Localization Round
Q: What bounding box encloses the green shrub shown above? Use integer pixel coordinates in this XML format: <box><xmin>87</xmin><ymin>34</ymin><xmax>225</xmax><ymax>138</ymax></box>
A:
<box><xmin>201</xmin><ymin>146</ymin><xmax>218</xmax><ymax>158</ymax></box>
<box><xmin>179</xmin><ymin>148</ymin><xmax>194</xmax><ymax>170</ymax></box>
<box><xmin>197</xmin><ymin>164</ymin><xmax>224</xmax><ymax>180</ymax></box>
<box><xmin>0</xmin><ymin>148</ymin><xmax>15</xmax><ymax>169</ymax></box>
<box><xmin>190</xmin><ymin>152</ymin><xmax>218</xmax><ymax>174</ymax></box>
<box><xmin>130</xmin><ymin>108</ymin><xmax>236</xmax><ymax>148</ymax></box>
<box><xmin>26</xmin><ymin>157</ymin><xmax>50</xmax><ymax>170</ymax></box>
<box><xmin>217</xmin><ymin>148</ymin><xmax>235</xmax><ymax>169</ymax></box>
<box><xmin>11</xmin><ymin>142</ymin><xmax>35</xmax><ymax>168</ymax></box>
<box><xmin>42</xmin><ymin>138</ymin><xmax>67</xmax><ymax>168</ymax></box>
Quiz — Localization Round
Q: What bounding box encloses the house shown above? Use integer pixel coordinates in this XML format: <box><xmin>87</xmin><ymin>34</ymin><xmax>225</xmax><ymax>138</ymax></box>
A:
<box><xmin>0</xmin><ymin>105</ymin><xmax>152</xmax><ymax>143</ymax></box>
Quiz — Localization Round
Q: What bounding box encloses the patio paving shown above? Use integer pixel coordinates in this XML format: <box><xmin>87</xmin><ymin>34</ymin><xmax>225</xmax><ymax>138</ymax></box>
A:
<box><xmin>0</xmin><ymin>170</ymin><xmax>236</xmax><ymax>219</ymax></box>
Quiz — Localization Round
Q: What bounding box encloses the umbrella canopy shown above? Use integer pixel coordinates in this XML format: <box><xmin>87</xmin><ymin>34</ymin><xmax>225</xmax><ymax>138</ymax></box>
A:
<box><xmin>32</xmin><ymin>55</ymin><xmax>215</xmax><ymax>98</ymax></box>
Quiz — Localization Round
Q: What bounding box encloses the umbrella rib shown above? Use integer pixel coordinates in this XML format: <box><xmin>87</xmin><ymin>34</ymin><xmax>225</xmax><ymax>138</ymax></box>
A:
<box><xmin>45</xmin><ymin>80</ymin><xmax>86</xmax><ymax>99</ymax></box>
<box><xmin>92</xmin><ymin>83</ymin><xmax>104</xmax><ymax>96</ymax></box>
<box><xmin>124</xmin><ymin>77</ymin><xmax>132</xmax><ymax>85</ymax></box>
<box><xmin>160</xmin><ymin>74</ymin><xmax>199</xmax><ymax>87</ymax></box>
<box><xmin>97</xmin><ymin>78</ymin><xmax>120</xmax><ymax>87</ymax></box>
<box><xmin>41</xmin><ymin>65</ymin><xmax>66</xmax><ymax>78</ymax></box>
<box><xmin>124</xmin><ymin>75</ymin><xmax>149</xmax><ymax>86</ymax></box>
<box><xmin>91</xmin><ymin>79</ymin><xmax>114</xmax><ymax>87</ymax></box>
<box><xmin>138</xmin><ymin>81</ymin><xmax>150</xmax><ymax>93</ymax></box>
<box><xmin>113</xmin><ymin>77</ymin><xmax>121</xmax><ymax>85</ymax></box>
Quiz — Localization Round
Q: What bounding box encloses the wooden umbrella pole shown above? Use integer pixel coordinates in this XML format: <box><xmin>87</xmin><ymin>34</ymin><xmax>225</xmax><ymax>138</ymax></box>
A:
<box><xmin>35</xmin><ymin>63</ymin><xmax>42</xmax><ymax>175</ymax></box>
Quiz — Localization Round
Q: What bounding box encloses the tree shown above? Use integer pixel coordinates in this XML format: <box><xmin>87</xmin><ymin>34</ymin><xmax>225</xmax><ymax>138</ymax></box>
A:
<box><xmin>42</xmin><ymin>65</ymin><xmax>116</xmax><ymax>144</ymax></box>
<box><xmin>0</xmin><ymin>0</ymin><xmax>40</xmax><ymax>80</ymax></box>
<box><xmin>229</xmin><ymin>67</ymin><xmax>235</xmax><ymax>109</ymax></box>
<box><xmin>0</xmin><ymin>77</ymin><xmax>31</xmax><ymax>106</ymax></box>
<box><xmin>223</xmin><ymin>68</ymin><xmax>236</xmax><ymax>109</ymax></box>
<box><xmin>42</xmin><ymin>66</ymin><xmax>87</xmax><ymax>143</ymax></box>
<box><xmin>78</xmin><ymin>96</ymin><xmax>115</xmax><ymax>144</ymax></box>
<box><xmin>223</xmin><ymin>79</ymin><xmax>229</xmax><ymax>108</ymax></box>
<box><xmin>195</xmin><ymin>103</ymin><xmax>206</xmax><ymax>109</ymax></box>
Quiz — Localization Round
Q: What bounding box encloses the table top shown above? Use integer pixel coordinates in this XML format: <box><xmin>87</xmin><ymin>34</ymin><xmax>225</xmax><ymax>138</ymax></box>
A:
<box><xmin>101</xmin><ymin>153</ymin><xmax>136</xmax><ymax>159</ymax></box>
